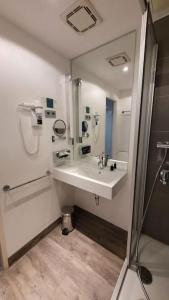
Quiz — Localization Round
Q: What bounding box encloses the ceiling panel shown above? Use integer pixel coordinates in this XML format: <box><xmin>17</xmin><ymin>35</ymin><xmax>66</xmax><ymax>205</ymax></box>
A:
<box><xmin>0</xmin><ymin>0</ymin><xmax>141</xmax><ymax>58</ymax></box>
<box><xmin>151</xmin><ymin>0</ymin><xmax>169</xmax><ymax>11</ymax></box>
<box><xmin>150</xmin><ymin>0</ymin><xmax>169</xmax><ymax>20</ymax></box>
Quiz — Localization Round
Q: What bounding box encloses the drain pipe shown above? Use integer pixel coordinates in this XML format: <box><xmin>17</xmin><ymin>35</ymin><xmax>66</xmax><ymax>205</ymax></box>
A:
<box><xmin>94</xmin><ymin>194</ymin><xmax>100</xmax><ymax>206</ymax></box>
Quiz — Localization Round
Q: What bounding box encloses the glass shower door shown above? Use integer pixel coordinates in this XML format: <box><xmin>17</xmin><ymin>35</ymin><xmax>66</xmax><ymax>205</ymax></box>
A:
<box><xmin>130</xmin><ymin>6</ymin><xmax>157</xmax><ymax>261</ymax></box>
<box><xmin>129</xmin><ymin>5</ymin><xmax>160</xmax><ymax>300</ymax></box>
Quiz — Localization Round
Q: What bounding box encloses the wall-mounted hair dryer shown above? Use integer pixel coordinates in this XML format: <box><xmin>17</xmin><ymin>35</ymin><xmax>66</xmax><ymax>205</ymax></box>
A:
<box><xmin>17</xmin><ymin>102</ymin><xmax>43</xmax><ymax>155</ymax></box>
<box><xmin>18</xmin><ymin>102</ymin><xmax>43</xmax><ymax>127</ymax></box>
<box><xmin>92</xmin><ymin>112</ymin><xmax>100</xmax><ymax>128</ymax></box>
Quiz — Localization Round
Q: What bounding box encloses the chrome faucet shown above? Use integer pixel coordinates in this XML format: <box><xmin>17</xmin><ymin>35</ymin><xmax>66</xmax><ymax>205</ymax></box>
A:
<box><xmin>104</xmin><ymin>154</ymin><xmax>109</xmax><ymax>167</ymax></box>
<box><xmin>97</xmin><ymin>153</ymin><xmax>109</xmax><ymax>169</ymax></box>
<box><xmin>98</xmin><ymin>154</ymin><xmax>104</xmax><ymax>169</ymax></box>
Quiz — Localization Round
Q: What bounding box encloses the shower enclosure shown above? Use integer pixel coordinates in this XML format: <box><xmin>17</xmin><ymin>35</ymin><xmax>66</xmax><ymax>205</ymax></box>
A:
<box><xmin>128</xmin><ymin>3</ymin><xmax>169</xmax><ymax>300</ymax></box>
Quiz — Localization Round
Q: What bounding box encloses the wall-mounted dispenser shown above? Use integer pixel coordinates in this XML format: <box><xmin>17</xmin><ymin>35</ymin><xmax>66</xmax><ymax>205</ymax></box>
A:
<box><xmin>82</xmin><ymin>120</ymin><xmax>89</xmax><ymax>138</ymax></box>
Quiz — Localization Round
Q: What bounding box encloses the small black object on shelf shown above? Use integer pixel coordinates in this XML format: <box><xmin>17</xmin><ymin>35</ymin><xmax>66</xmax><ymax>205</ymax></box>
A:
<box><xmin>110</xmin><ymin>165</ymin><xmax>114</xmax><ymax>171</ymax></box>
<box><xmin>110</xmin><ymin>162</ymin><xmax>117</xmax><ymax>171</ymax></box>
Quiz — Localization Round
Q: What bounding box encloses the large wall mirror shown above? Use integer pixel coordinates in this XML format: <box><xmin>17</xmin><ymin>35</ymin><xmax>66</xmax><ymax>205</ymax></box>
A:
<box><xmin>71</xmin><ymin>31</ymin><xmax>136</xmax><ymax>162</ymax></box>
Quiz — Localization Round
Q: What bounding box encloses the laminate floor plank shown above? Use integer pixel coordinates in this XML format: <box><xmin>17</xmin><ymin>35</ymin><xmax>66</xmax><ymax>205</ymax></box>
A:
<box><xmin>50</xmin><ymin>227</ymin><xmax>123</xmax><ymax>285</ymax></box>
<box><xmin>0</xmin><ymin>226</ymin><xmax>123</xmax><ymax>300</ymax></box>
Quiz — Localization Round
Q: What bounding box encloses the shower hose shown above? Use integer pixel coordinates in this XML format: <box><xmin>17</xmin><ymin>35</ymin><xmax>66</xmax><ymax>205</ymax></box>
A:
<box><xmin>135</xmin><ymin>148</ymin><xmax>168</xmax><ymax>300</ymax></box>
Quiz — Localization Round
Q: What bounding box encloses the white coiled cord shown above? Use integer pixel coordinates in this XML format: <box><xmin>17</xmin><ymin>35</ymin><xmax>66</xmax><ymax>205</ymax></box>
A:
<box><xmin>18</xmin><ymin>111</ymin><xmax>40</xmax><ymax>155</ymax></box>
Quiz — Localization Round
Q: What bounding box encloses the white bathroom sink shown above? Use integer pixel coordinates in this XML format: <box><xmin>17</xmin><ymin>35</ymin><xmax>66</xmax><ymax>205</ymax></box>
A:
<box><xmin>53</xmin><ymin>157</ymin><xmax>127</xmax><ymax>200</ymax></box>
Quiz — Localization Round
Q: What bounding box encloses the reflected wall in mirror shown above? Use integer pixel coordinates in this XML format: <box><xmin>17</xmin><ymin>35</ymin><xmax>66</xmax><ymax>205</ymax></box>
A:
<box><xmin>72</xmin><ymin>31</ymin><xmax>136</xmax><ymax>162</ymax></box>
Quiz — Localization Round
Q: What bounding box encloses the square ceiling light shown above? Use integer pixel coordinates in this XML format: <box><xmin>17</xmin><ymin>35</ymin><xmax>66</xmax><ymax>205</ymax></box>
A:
<box><xmin>61</xmin><ymin>0</ymin><xmax>103</xmax><ymax>33</ymax></box>
<box><xmin>107</xmin><ymin>53</ymin><xmax>130</xmax><ymax>67</ymax></box>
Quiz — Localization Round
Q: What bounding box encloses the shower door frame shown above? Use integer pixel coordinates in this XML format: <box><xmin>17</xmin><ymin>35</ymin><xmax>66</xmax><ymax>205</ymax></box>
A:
<box><xmin>128</xmin><ymin>9</ymin><xmax>158</xmax><ymax>267</ymax></box>
<box><xmin>112</xmin><ymin>6</ymin><xmax>148</xmax><ymax>299</ymax></box>
<box><xmin>112</xmin><ymin>2</ymin><xmax>158</xmax><ymax>299</ymax></box>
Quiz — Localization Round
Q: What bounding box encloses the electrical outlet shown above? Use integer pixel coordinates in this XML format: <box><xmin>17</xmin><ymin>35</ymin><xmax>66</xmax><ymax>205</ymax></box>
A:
<box><xmin>45</xmin><ymin>110</ymin><xmax>56</xmax><ymax>118</ymax></box>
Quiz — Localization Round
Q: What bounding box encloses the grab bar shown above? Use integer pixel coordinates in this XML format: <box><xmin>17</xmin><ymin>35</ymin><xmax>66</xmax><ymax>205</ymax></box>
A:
<box><xmin>3</xmin><ymin>170</ymin><xmax>51</xmax><ymax>192</ymax></box>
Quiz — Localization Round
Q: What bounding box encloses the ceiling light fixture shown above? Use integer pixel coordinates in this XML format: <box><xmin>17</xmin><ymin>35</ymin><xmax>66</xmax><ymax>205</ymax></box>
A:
<box><xmin>61</xmin><ymin>0</ymin><xmax>103</xmax><ymax>34</ymax></box>
<box><xmin>107</xmin><ymin>53</ymin><xmax>130</xmax><ymax>67</ymax></box>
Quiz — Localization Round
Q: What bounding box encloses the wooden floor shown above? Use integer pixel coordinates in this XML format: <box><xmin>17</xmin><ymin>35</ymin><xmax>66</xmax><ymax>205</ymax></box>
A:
<box><xmin>0</xmin><ymin>226</ymin><xmax>123</xmax><ymax>300</ymax></box>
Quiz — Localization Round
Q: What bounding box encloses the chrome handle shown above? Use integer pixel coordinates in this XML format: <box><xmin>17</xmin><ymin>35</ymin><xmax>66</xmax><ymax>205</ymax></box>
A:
<box><xmin>160</xmin><ymin>169</ymin><xmax>169</xmax><ymax>185</ymax></box>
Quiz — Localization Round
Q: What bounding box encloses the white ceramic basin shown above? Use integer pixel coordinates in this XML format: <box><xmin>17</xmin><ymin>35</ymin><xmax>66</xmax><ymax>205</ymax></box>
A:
<box><xmin>53</xmin><ymin>157</ymin><xmax>127</xmax><ymax>200</ymax></box>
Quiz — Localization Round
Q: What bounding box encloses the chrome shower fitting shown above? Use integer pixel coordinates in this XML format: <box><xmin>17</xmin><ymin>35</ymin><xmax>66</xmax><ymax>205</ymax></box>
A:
<box><xmin>157</xmin><ymin>141</ymin><xmax>169</xmax><ymax>149</ymax></box>
<box><xmin>157</xmin><ymin>142</ymin><xmax>169</xmax><ymax>185</ymax></box>
<box><xmin>160</xmin><ymin>169</ymin><xmax>169</xmax><ymax>185</ymax></box>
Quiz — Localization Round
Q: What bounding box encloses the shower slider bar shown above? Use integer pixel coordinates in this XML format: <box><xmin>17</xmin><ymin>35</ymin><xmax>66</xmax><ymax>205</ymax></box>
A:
<box><xmin>3</xmin><ymin>170</ymin><xmax>51</xmax><ymax>192</ymax></box>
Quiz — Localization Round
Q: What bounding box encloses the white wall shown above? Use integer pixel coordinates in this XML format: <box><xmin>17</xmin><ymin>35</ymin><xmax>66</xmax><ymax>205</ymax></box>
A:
<box><xmin>0</xmin><ymin>16</ymin><xmax>72</xmax><ymax>257</ymax></box>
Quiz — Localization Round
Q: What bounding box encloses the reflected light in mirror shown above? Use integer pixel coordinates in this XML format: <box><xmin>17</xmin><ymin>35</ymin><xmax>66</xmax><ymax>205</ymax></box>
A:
<box><xmin>123</xmin><ymin>65</ymin><xmax>129</xmax><ymax>72</ymax></box>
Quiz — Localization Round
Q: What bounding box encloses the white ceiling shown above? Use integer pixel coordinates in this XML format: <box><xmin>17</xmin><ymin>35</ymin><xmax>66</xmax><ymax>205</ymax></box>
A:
<box><xmin>151</xmin><ymin>0</ymin><xmax>169</xmax><ymax>11</ymax></box>
<box><xmin>150</xmin><ymin>0</ymin><xmax>169</xmax><ymax>20</ymax></box>
<box><xmin>72</xmin><ymin>31</ymin><xmax>136</xmax><ymax>91</ymax></box>
<box><xmin>0</xmin><ymin>0</ymin><xmax>141</xmax><ymax>59</ymax></box>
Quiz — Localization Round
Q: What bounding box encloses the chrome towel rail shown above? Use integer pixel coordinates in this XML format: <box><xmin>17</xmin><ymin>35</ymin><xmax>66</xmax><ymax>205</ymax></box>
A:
<box><xmin>3</xmin><ymin>170</ymin><xmax>51</xmax><ymax>192</ymax></box>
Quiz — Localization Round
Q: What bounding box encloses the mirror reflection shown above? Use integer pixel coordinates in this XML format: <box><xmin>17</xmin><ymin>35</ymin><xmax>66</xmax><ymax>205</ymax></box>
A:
<box><xmin>53</xmin><ymin>119</ymin><xmax>66</xmax><ymax>137</ymax></box>
<box><xmin>72</xmin><ymin>31</ymin><xmax>136</xmax><ymax>162</ymax></box>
